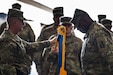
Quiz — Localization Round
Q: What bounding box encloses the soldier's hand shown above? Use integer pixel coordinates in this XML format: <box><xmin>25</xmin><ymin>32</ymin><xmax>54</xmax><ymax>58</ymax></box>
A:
<box><xmin>49</xmin><ymin>37</ymin><xmax>57</xmax><ymax>44</ymax></box>
<box><xmin>50</xmin><ymin>45</ymin><xmax>58</xmax><ymax>54</ymax></box>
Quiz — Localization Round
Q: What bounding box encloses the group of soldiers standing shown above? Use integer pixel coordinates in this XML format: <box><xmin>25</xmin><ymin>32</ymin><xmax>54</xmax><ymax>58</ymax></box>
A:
<box><xmin>0</xmin><ymin>2</ymin><xmax>113</xmax><ymax>75</ymax></box>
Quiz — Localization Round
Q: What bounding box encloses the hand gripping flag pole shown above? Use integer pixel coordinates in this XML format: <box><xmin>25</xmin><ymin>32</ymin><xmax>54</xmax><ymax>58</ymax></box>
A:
<box><xmin>57</xmin><ymin>25</ymin><xmax>67</xmax><ymax>75</ymax></box>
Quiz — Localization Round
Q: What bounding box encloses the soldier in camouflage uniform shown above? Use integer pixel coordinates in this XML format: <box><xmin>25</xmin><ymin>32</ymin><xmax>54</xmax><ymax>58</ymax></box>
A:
<box><xmin>71</xmin><ymin>9</ymin><xmax>113</xmax><ymax>75</ymax></box>
<box><xmin>0</xmin><ymin>3</ymin><xmax>35</xmax><ymax>74</ymax></box>
<box><xmin>33</xmin><ymin>7</ymin><xmax>64</xmax><ymax>75</ymax></box>
<box><xmin>42</xmin><ymin>16</ymin><xmax>83</xmax><ymax>75</ymax></box>
<box><xmin>0</xmin><ymin>22</ymin><xmax>7</xmax><ymax>35</ymax></box>
<box><xmin>0</xmin><ymin>8</ymin><xmax>56</xmax><ymax>75</ymax></box>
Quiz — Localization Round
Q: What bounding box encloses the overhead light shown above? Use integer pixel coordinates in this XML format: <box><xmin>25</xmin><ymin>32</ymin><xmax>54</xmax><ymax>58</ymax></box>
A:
<box><xmin>17</xmin><ymin>0</ymin><xmax>53</xmax><ymax>13</ymax></box>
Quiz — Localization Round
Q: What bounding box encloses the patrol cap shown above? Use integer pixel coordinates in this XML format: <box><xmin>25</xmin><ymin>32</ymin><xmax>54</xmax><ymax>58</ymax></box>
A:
<box><xmin>53</xmin><ymin>7</ymin><xmax>64</xmax><ymax>17</ymax></box>
<box><xmin>12</xmin><ymin>3</ymin><xmax>21</xmax><ymax>10</ymax></box>
<box><xmin>8</xmin><ymin>9</ymin><xmax>29</xmax><ymax>21</ymax></box>
<box><xmin>98</xmin><ymin>14</ymin><xmax>106</xmax><ymax>23</ymax></box>
<box><xmin>71</xmin><ymin>9</ymin><xmax>90</xmax><ymax>28</ymax></box>
<box><xmin>101</xmin><ymin>18</ymin><xmax>112</xmax><ymax>26</ymax></box>
<box><xmin>12</xmin><ymin>3</ymin><xmax>33</xmax><ymax>21</ymax></box>
<box><xmin>60</xmin><ymin>16</ymin><xmax>72</xmax><ymax>25</ymax></box>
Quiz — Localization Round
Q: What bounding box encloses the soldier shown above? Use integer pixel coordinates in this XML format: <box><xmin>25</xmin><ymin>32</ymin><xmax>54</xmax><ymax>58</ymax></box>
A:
<box><xmin>33</xmin><ymin>7</ymin><xmax>64</xmax><ymax>75</ymax></box>
<box><xmin>71</xmin><ymin>9</ymin><xmax>113</xmax><ymax>75</ymax></box>
<box><xmin>0</xmin><ymin>8</ymin><xmax>56</xmax><ymax>75</ymax></box>
<box><xmin>37</xmin><ymin>7</ymin><xmax>64</xmax><ymax>41</ymax></box>
<box><xmin>0</xmin><ymin>3</ymin><xmax>35</xmax><ymax>74</ymax></box>
<box><xmin>0</xmin><ymin>3</ymin><xmax>35</xmax><ymax>42</ymax></box>
<box><xmin>42</xmin><ymin>16</ymin><xmax>83</xmax><ymax>75</ymax></box>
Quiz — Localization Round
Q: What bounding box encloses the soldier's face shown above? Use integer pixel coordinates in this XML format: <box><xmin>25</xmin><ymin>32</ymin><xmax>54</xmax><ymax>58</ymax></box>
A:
<box><xmin>66</xmin><ymin>25</ymin><xmax>73</xmax><ymax>36</ymax></box>
<box><xmin>16</xmin><ymin>18</ymin><xmax>24</xmax><ymax>31</ymax></box>
<box><xmin>63</xmin><ymin>24</ymin><xmax>73</xmax><ymax>36</ymax></box>
<box><xmin>53</xmin><ymin>17</ymin><xmax>60</xmax><ymax>26</ymax></box>
<box><xmin>77</xmin><ymin>17</ymin><xmax>91</xmax><ymax>33</ymax></box>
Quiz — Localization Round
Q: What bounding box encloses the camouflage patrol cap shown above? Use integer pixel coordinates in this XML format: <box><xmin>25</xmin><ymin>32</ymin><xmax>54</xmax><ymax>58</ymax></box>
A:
<box><xmin>101</xmin><ymin>18</ymin><xmax>112</xmax><ymax>27</ymax></box>
<box><xmin>53</xmin><ymin>7</ymin><xmax>64</xmax><ymax>17</ymax></box>
<box><xmin>8</xmin><ymin>9</ymin><xmax>29</xmax><ymax>21</ymax></box>
<box><xmin>12</xmin><ymin>3</ymin><xmax>21</xmax><ymax>10</ymax></box>
<box><xmin>98</xmin><ymin>14</ymin><xmax>106</xmax><ymax>23</ymax></box>
<box><xmin>60</xmin><ymin>16</ymin><xmax>72</xmax><ymax>25</ymax></box>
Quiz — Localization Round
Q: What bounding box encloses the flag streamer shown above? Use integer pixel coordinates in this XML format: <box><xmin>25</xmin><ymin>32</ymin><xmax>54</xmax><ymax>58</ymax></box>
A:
<box><xmin>57</xmin><ymin>26</ymin><xmax>67</xmax><ymax>75</ymax></box>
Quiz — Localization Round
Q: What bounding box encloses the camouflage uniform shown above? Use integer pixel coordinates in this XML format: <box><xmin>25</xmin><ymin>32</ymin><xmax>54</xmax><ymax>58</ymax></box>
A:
<box><xmin>71</xmin><ymin>9</ymin><xmax>113</xmax><ymax>75</ymax></box>
<box><xmin>0</xmin><ymin>30</ymin><xmax>50</xmax><ymax>75</ymax></box>
<box><xmin>0</xmin><ymin>22</ymin><xmax>35</xmax><ymax>72</ymax></box>
<box><xmin>81</xmin><ymin>22</ymin><xmax>113</xmax><ymax>75</ymax></box>
<box><xmin>41</xmin><ymin>16</ymin><xmax>83</xmax><ymax>75</ymax></box>
<box><xmin>37</xmin><ymin>23</ymin><xmax>57</xmax><ymax>41</ymax></box>
<box><xmin>18</xmin><ymin>22</ymin><xmax>35</xmax><ymax>74</ymax></box>
<box><xmin>34</xmin><ymin>7</ymin><xmax>64</xmax><ymax>75</ymax></box>
<box><xmin>18</xmin><ymin>22</ymin><xmax>35</xmax><ymax>42</ymax></box>
<box><xmin>34</xmin><ymin>23</ymin><xmax>58</xmax><ymax>74</ymax></box>
<box><xmin>0</xmin><ymin>22</ymin><xmax>35</xmax><ymax>74</ymax></box>
<box><xmin>0</xmin><ymin>22</ymin><xmax>7</xmax><ymax>35</ymax></box>
<box><xmin>0</xmin><ymin>3</ymin><xmax>35</xmax><ymax>74</ymax></box>
<box><xmin>47</xmin><ymin>34</ymin><xmax>82</xmax><ymax>75</ymax></box>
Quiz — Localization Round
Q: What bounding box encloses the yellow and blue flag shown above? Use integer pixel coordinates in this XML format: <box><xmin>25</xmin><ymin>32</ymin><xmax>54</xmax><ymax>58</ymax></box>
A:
<box><xmin>57</xmin><ymin>26</ymin><xmax>67</xmax><ymax>75</ymax></box>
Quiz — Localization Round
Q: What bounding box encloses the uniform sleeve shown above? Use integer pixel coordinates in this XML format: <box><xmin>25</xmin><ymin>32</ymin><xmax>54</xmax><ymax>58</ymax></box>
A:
<box><xmin>27</xmin><ymin>23</ymin><xmax>35</xmax><ymax>42</ymax></box>
<box><xmin>0</xmin><ymin>39</ymin><xmax>16</xmax><ymax>64</ymax></box>
<box><xmin>37</xmin><ymin>28</ymin><xmax>46</xmax><ymax>41</ymax></box>
<box><xmin>23</xmin><ymin>40</ymin><xmax>50</xmax><ymax>54</ymax></box>
<box><xmin>0</xmin><ymin>22</ymin><xmax>7</xmax><ymax>35</ymax></box>
<box><xmin>37</xmin><ymin>24</ymin><xmax>54</xmax><ymax>41</ymax></box>
<box><xmin>95</xmin><ymin>30</ymin><xmax>111</xmax><ymax>53</ymax></box>
<box><xmin>95</xmin><ymin>30</ymin><xmax>113</xmax><ymax>71</ymax></box>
